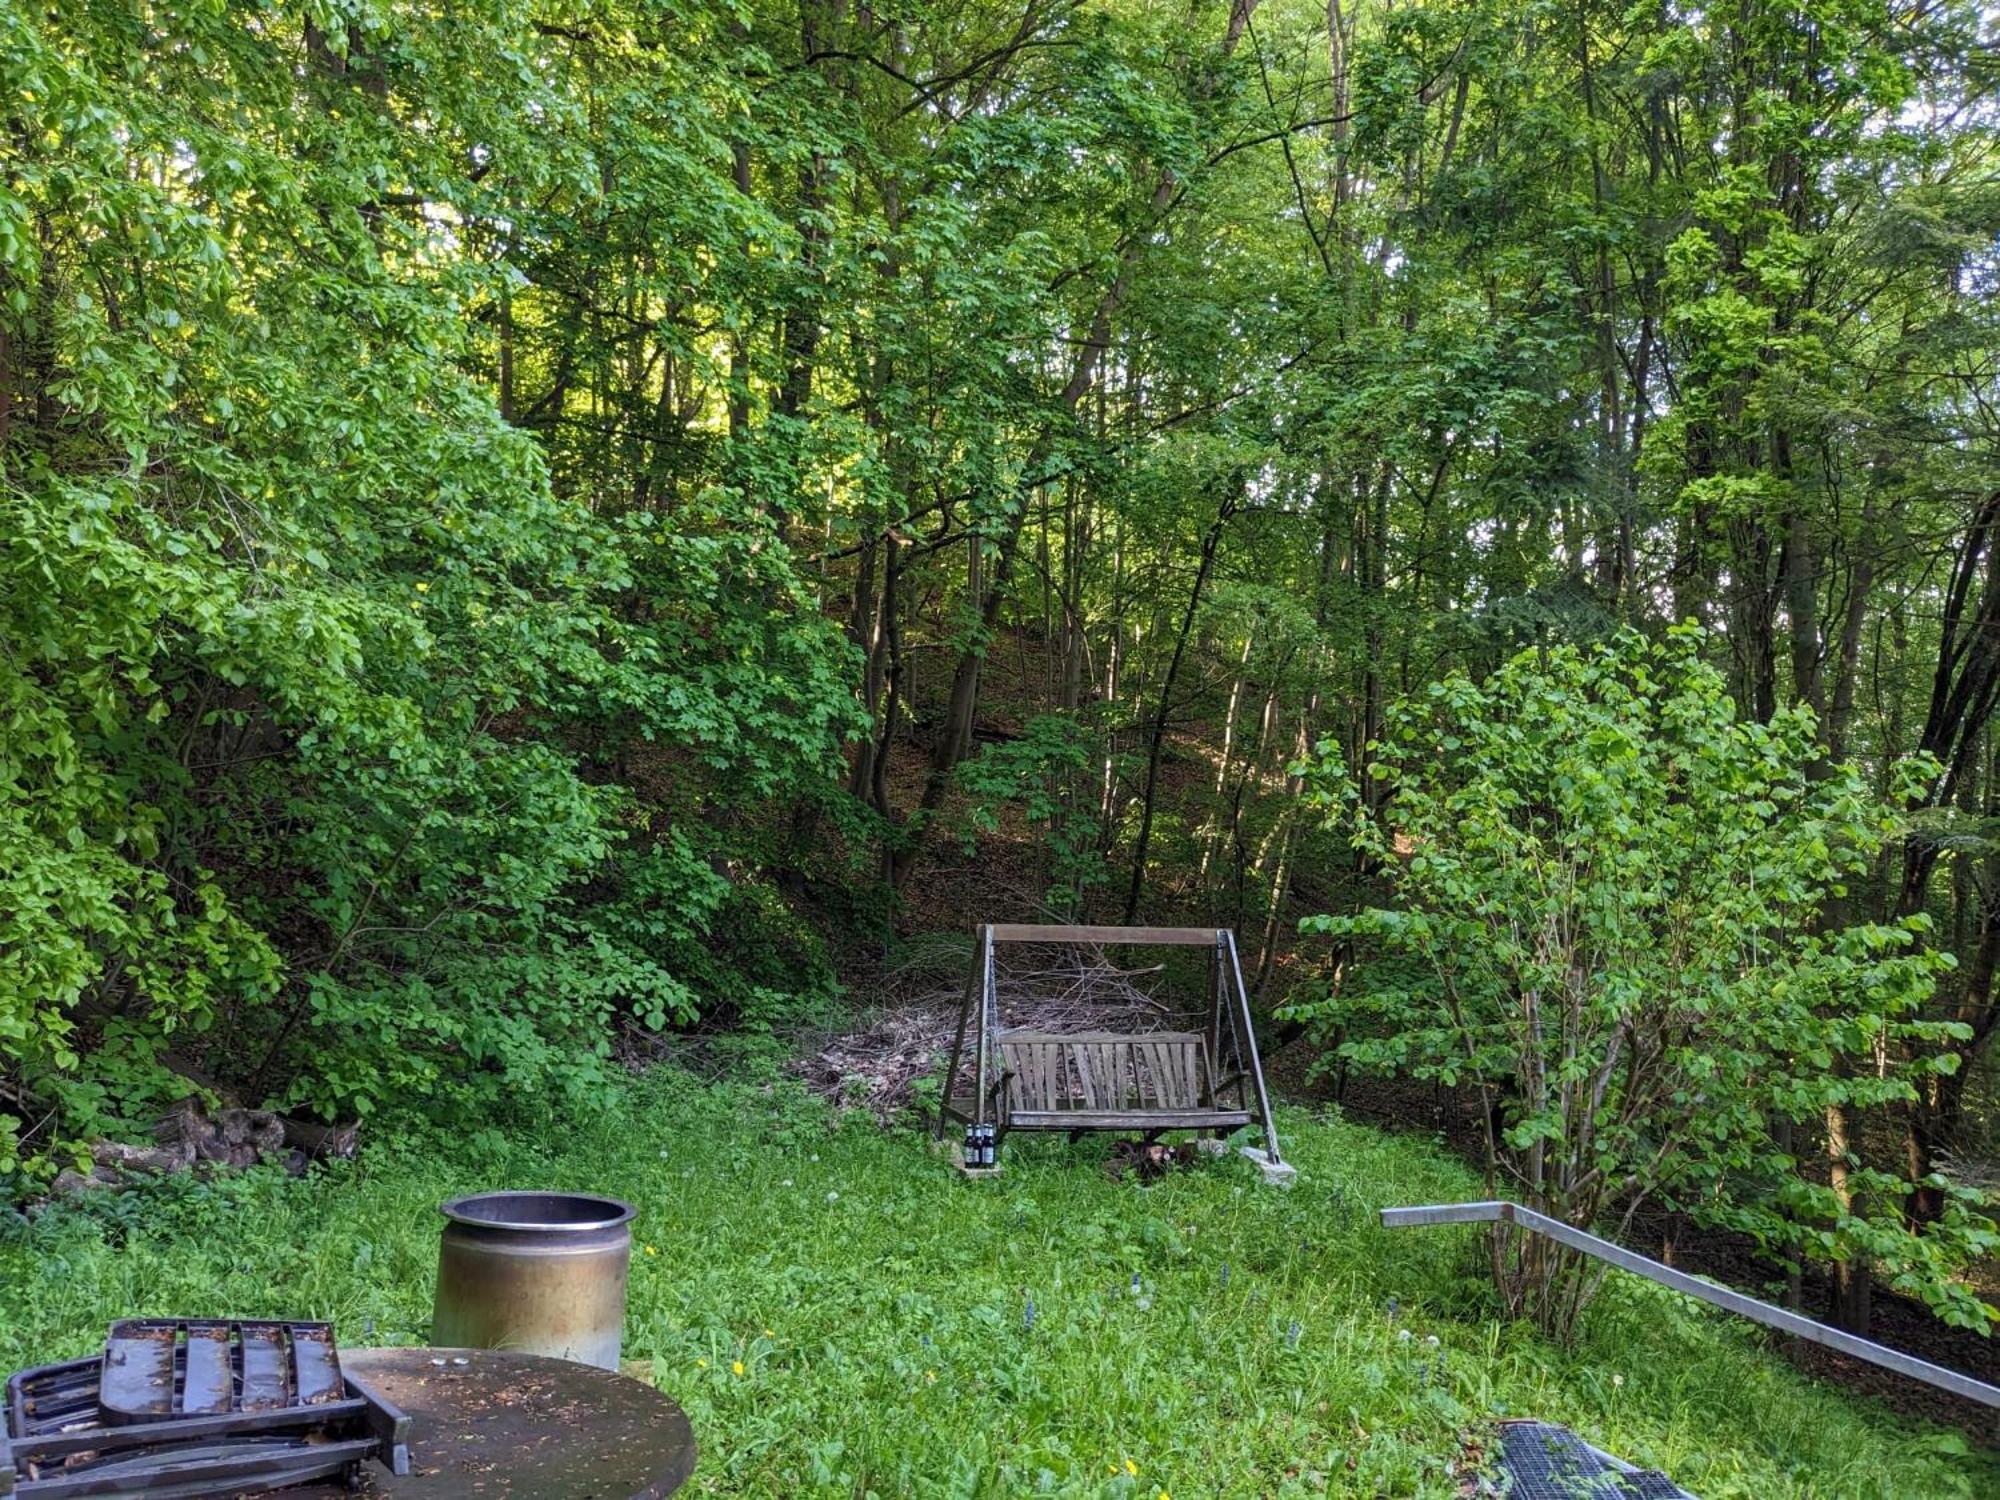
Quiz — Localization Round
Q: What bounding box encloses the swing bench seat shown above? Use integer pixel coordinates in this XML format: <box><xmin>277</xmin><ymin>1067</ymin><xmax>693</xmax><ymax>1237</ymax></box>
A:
<box><xmin>933</xmin><ymin>923</ymin><xmax>1284</xmax><ymax>1173</ymax></box>
<box><xmin>947</xmin><ymin>1030</ymin><xmax>1253</xmax><ymax>1134</ymax></box>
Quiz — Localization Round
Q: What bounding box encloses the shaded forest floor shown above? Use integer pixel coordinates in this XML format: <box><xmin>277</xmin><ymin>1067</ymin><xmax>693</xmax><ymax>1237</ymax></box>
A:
<box><xmin>4</xmin><ymin>1069</ymin><xmax>1989</xmax><ymax>1499</ymax></box>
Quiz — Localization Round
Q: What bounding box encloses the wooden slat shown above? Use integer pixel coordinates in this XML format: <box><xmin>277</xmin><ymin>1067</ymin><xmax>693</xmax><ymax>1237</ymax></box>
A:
<box><xmin>996</xmin><ymin>1032</ymin><xmax>1232</xmax><ymax>1121</ymax></box>
<box><xmin>999</xmin><ymin>1041</ymin><xmax>1040</xmax><ymax>1111</ymax></box>
<box><xmin>984</xmin><ymin>924</ymin><xmax>1221</xmax><ymax>947</ymax></box>
<box><xmin>1070</xmin><ymin>1043</ymin><xmax>1097</xmax><ymax>1109</ymax></box>
<box><xmin>1005</xmin><ymin>1109</ymin><xmax>1253</xmax><ymax>1131</ymax></box>
<box><xmin>999</xmin><ymin>1031</ymin><xmax>1203</xmax><ymax>1045</ymax></box>
<box><xmin>1381</xmin><ymin>1202</ymin><xmax>2000</xmax><ymax>1409</ymax></box>
<box><xmin>1153</xmin><ymin>1041</ymin><xmax>1186</xmax><ymax>1108</ymax></box>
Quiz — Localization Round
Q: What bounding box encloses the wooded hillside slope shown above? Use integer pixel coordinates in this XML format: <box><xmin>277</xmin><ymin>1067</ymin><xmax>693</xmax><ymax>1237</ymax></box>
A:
<box><xmin>5</xmin><ymin>0</ymin><xmax>2000</xmax><ymax>1342</ymax></box>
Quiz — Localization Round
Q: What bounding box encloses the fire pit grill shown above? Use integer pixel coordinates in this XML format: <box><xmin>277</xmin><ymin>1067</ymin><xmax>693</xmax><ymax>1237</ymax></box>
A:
<box><xmin>2</xmin><ymin>1321</ymin><xmax>410</xmax><ymax>1499</ymax></box>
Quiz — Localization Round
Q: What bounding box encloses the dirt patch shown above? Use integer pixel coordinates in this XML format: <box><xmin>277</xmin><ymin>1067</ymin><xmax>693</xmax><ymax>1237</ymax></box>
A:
<box><xmin>796</xmin><ymin>944</ymin><xmax>1200</xmax><ymax>1122</ymax></box>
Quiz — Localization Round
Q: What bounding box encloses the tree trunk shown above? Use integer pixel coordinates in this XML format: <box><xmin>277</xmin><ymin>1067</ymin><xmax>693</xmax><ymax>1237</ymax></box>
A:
<box><xmin>1124</xmin><ymin>494</ymin><xmax>1232</xmax><ymax>921</ymax></box>
<box><xmin>888</xmin><ymin>1</ymin><xmax>1263</xmax><ymax>886</ymax></box>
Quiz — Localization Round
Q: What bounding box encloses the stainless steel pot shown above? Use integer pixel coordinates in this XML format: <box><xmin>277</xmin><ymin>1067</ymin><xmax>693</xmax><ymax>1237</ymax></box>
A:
<box><xmin>431</xmin><ymin>1191</ymin><xmax>636</xmax><ymax>1370</ymax></box>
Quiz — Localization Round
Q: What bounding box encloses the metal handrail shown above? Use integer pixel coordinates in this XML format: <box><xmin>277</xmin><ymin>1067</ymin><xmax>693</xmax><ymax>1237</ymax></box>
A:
<box><xmin>1381</xmin><ymin>1200</ymin><xmax>2000</xmax><ymax>1408</ymax></box>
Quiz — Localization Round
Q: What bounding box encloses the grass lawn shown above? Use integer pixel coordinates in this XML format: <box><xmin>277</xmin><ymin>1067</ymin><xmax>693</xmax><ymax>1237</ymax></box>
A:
<box><xmin>2</xmin><ymin>1068</ymin><xmax>1990</xmax><ymax>1498</ymax></box>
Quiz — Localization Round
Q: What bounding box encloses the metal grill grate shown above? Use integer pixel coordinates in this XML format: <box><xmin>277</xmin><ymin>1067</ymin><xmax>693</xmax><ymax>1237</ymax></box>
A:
<box><xmin>2</xmin><ymin>1321</ymin><xmax>409</xmax><ymax>1499</ymax></box>
<box><xmin>1495</xmin><ymin>1421</ymin><xmax>1695</xmax><ymax>1500</ymax></box>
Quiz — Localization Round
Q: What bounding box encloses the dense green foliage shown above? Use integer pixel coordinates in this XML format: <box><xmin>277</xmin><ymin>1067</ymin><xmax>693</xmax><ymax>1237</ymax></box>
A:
<box><xmin>5</xmin><ymin>0</ymin><xmax>1999</xmax><ymax>1341</ymax></box>
<box><xmin>1</xmin><ymin>0</ymin><xmax>857</xmax><ymax>1162</ymax></box>
<box><xmin>4</xmin><ymin>1074</ymin><xmax>1992</xmax><ymax>1498</ymax></box>
<box><xmin>1295</xmin><ymin>631</ymin><xmax>1993</xmax><ymax>1335</ymax></box>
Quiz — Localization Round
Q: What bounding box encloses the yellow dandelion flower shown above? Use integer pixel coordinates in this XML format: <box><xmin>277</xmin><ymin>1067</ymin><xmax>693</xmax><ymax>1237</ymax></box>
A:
<box><xmin>696</xmin><ymin>1359</ymin><xmax>707</xmax><ymax>1369</ymax></box>
<box><xmin>414</xmin><ymin>581</ymin><xmax>429</xmax><ymax>593</ymax></box>
<box><xmin>1124</xmin><ymin>1459</ymin><xmax>1138</xmax><ymax>1477</ymax></box>
<box><xmin>644</xmin><ymin>1245</ymin><xmax>658</xmax><ymax>1256</ymax></box>
<box><xmin>763</xmin><ymin>1328</ymin><xmax>774</xmax><ymax>1338</ymax></box>
<box><xmin>731</xmin><ymin>1360</ymin><xmax>745</xmax><ymax>1377</ymax></box>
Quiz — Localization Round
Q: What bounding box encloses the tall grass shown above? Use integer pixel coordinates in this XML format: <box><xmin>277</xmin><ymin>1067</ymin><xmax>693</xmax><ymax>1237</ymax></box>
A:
<box><xmin>1</xmin><ymin>1071</ymin><xmax>1987</xmax><ymax>1497</ymax></box>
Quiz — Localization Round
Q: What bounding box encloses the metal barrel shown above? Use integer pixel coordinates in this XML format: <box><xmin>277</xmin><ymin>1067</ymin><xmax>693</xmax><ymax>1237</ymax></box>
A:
<box><xmin>431</xmin><ymin>1191</ymin><xmax>636</xmax><ymax>1370</ymax></box>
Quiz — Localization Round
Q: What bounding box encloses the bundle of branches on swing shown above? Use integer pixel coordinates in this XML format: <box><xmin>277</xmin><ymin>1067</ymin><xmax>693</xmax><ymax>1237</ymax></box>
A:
<box><xmin>797</xmin><ymin>943</ymin><xmax>1174</xmax><ymax>1121</ymax></box>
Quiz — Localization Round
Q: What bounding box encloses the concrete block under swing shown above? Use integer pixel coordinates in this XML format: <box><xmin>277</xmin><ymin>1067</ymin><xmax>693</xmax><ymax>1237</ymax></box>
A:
<box><xmin>1240</xmin><ymin>1147</ymin><xmax>1296</xmax><ymax>1187</ymax></box>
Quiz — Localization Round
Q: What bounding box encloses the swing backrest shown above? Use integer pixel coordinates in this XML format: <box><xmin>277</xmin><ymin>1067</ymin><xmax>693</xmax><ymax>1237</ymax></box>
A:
<box><xmin>998</xmin><ymin>1031</ymin><xmax>1210</xmax><ymax>1114</ymax></box>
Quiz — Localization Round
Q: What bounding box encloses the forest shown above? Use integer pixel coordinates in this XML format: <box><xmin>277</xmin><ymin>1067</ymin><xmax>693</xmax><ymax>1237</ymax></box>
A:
<box><xmin>6</xmin><ymin>0</ymin><xmax>2000</xmax><ymax>1428</ymax></box>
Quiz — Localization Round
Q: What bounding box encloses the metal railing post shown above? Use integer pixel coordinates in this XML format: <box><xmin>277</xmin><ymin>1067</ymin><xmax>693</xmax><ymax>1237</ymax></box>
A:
<box><xmin>1224</xmin><ymin>930</ymin><xmax>1280</xmax><ymax>1163</ymax></box>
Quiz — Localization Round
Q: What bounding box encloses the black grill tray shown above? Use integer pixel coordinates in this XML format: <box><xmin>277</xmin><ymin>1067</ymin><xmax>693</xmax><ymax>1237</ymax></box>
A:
<box><xmin>2</xmin><ymin>1327</ymin><xmax>410</xmax><ymax>1500</ymax></box>
<box><xmin>100</xmin><ymin>1321</ymin><xmax>343</xmax><ymax>1423</ymax></box>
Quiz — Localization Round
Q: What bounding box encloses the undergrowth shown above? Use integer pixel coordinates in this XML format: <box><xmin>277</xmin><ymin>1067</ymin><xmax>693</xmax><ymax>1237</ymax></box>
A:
<box><xmin>0</xmin><ymin>1070</ymin><xmax>1988</xmax><ymax>1498</ymax></box>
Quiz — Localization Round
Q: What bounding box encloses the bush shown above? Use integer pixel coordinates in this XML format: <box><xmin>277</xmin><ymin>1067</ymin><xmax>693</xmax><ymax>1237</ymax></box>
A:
<box><xmin>1290</xmin><ymin>628</ymin><xmax>1993</xmax><ymax>1338</ymax></box>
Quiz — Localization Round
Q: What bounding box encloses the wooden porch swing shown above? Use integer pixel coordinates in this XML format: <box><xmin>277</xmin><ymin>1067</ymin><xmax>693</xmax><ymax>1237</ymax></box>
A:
<box><xmin>932</xmin><ymin>924</ymin><xmax>1284</xmax><ymax>1175</ymax></box>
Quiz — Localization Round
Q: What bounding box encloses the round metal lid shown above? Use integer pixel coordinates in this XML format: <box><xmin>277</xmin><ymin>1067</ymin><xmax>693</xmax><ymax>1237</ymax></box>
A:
<box><xmin>284</xmin><ymin>1346</ymin><xmax>695</xmax><ymax>1500</ymax></box>
<box><xmin>438</xmin><ymin>1190</ymin><xmax>636</xmax><ymax>1232</ymax></box>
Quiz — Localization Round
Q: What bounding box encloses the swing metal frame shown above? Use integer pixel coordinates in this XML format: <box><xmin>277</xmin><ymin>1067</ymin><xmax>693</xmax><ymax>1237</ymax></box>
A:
<box><xmin>931</xmin><ymin>924</ymin><xmax>1282</xmax><ymax>1168</ymax></box>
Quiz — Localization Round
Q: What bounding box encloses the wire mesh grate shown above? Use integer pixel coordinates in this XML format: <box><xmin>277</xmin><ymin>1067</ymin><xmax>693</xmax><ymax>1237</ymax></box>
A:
<box><xmin>1494</xmin><ymin>1420</ymin><xmax>1695</xmax><ymax>1499</ymax></box>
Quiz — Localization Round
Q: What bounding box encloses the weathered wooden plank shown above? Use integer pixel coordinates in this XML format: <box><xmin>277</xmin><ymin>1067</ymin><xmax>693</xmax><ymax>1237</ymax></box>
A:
<box><xmin>1069</xmin><ymin>1043</ymin><xmax>1096</xmax><ymax>1109</ymax></box>
<box><xmin>986</xmin><ymin>1020</ymin><xmax>1265</xmax><ymax>1141</ymax></box>
<box><xmin>999</xmin><ymin>1041</ymin><xmax>1037</xmax><ymax>1111</ymax></box>
<box><xmin>999</xmin><ymin>1030</ymin><xmax>1205</xmax><ymax>1045</ymax></box>
<box><xmin>984</xmin><ymin>924</ymin><xmax>1221</xmax><ymax>947</ymax></box>
<box><xmin>1380</xmin><ymin>1201</ymin><xmax>2000</xmax><ymax>1409</ymax></box>
<box><xmin>1005</xmin><ymin>1108</ymin><xmax>1253</xmax><ymax>1130</ymax></box>
<box><xmin>1175</xmin><ymin>1041</ymin><xmax>1201</xmax><ymax>1105</ymax></box>
<box><xmin>1011</xmin><ymin>1048</ymin><xmax>1029</xmax><ymax>1111</ymax></box>
<box><xmin>1155</xmin><ymin>1041</ymin><xmax>1188</xmax><ymax>1108</ymax></box>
